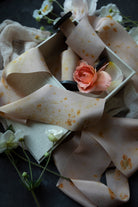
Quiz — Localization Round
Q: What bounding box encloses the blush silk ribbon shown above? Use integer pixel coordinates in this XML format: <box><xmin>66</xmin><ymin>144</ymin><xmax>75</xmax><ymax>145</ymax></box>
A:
<box><xmin>0</xmin><ymin>16</ymin><xmax>137</xmax><ymax>207</ymax></box>
<box><xmin>54</xmin><ymin>16</ymin><xmax>138</xmax><ymax>207</ymax></box>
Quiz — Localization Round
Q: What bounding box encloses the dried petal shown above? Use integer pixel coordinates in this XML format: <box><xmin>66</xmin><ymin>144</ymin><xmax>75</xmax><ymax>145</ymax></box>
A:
<box><xmin>105</xmin><ymin>62</ymin><xmax>123</xmax><ymax>93</ymax></box>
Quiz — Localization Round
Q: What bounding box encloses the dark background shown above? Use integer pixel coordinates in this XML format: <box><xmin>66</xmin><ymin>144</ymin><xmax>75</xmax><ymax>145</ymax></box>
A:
<box><xmin>0</xmin><ymin>0</ymin><xmax>138</xmax><ymax>207</ymax></box>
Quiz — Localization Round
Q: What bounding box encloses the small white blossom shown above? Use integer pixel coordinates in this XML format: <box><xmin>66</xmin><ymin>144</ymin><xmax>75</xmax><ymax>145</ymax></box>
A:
<box><xmin>33</xmin><ymin>9</ymin><xmax>43</xmax><ymax>21</ymax></box>
<box><xmin>0</xmin><ymin>130</ymin><xmax>24</xmax><ymax>153</ymax></box>
<box><xmin>129</xmin><ymin>27</ymin><xmax>138</xmax><ymax>44</ymax></box>
<box><xmin>33</xmin><ymin>9</ymin><xmax>43</xmax><ymax>19</ymax></box>
<box><xmin>63</xmin><ymin>0</ymin><xmax>98</xmax><ymax>22</ymax></box>
<box><xmin>40</xmin><ymin>0</ymin><xmax>53</xmax><ymax>16</ymax></box>
<box><xmin>33</xmin><ymin>0</ymin><xmax>53</xmax><ymax>21</ymax></box>
<box><xmin>96</xmin><ymin>3</ymin><xmax>123</xmax><ymax>22</ymax></box>
<box><xmin>47</xmin><ymin>129</ymin><xmax>64</xmax><ymax>142</ymax></box>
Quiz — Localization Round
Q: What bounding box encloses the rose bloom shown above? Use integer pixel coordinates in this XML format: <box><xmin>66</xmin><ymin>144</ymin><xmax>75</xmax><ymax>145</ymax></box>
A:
<box><xmin>73</xmin><ymin>60</ymin><xmax>112</xmax><ymax>93</ymax></box>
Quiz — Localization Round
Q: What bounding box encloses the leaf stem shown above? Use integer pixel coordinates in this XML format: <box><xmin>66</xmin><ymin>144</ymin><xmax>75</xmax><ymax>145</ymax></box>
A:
<box><xmin>5</xmin><ymin>151</ymin><xmax>28</xmax><ymax>188</ymax></box>
<box><xmin>6</xmin><ymin>149</ymin><xmax>40</xmax><ymax>207</ymax></box>
<box><xmin>31</xmin><ymin>190</ymin><xmax>40</xmax><ymax>207</ymax></box>
<box><xmin>51</xmin><ymin>11</ymin><xmax>58</xmax><ymax>17</ymax></box>
<box><xmin>21</xmin><ymin>142</ymin><xmax>33</xmax><ymax>182</ymax></box>
<box><xmin>12</xmin><ymin>150</ymin><xmax>71</xmax><ymax>181</ymax></box>
<box><xmin>53</xmin><ymin>0</ymin><xmax>64</xmax><ymax>10</ymax></box>
<box><xmin>46</xmin><ymin>168</ymin><xmax>71</xmax><ymax>181</ymax></box>
<box><xmin>110</xmin><ymin>10</ymin><xmax>138</xmax><ymax>28</ymax></box>
<box><xmin>43</xmin><ymin>16</ymin><xmax>54</xmax><ymax>24</ymax></box>
<box><xmin>36</xmin><ymin>151</ymin><xmax>52</xmax><ymax>183</ymax></box>
<box><xmin>122</xmin><ymin>16</ymin><xmax>138</xmax><ymax>26</ymax></box>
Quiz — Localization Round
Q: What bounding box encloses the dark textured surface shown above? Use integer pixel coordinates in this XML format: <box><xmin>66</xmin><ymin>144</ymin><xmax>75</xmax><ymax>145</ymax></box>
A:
<box><xmin>0</xmin><ymin>0</ymin><xmax>138</xmax><ymax>207</ymax></box>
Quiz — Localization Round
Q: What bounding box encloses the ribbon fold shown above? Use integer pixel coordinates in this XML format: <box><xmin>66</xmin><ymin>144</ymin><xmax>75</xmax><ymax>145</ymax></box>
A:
<box><xmin>0</xmin><ymin>16</ymin><xmax>138</xmax><ymax>207</ymax></box>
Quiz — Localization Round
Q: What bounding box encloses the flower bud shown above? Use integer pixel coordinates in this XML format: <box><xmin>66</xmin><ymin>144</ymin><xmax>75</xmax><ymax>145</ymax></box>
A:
<box><xmin>22</xmin><ymin>172</ymin><xmax>28</xmax><ymax>178</ymax></box>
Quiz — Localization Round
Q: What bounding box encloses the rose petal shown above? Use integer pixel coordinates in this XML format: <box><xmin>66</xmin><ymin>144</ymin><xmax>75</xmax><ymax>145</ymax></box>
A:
<box><xmin>90</xmin><ymin>71</ymin><xmax>112</xmax><ymax>92</ymax></box>
<box><xmin>73</xmin><ymin>60</ymin><xmax>97</xmax><ymax>92</ymax></box>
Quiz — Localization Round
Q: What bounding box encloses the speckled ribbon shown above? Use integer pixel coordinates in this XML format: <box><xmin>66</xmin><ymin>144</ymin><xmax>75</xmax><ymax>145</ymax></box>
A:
<box><xmin>0</xmin><ymin>47</ymin><xmax>105</xmax><ymax>131</ymax></box>
<box><xmin>53</xmin><ymin>16</ymin><xmax>138</xmax><ymax>207</ymax></box>
<box><xmin>0</xmin><ymin>16</ymin><xmax>137</xmax><ymax>207</ymax></box>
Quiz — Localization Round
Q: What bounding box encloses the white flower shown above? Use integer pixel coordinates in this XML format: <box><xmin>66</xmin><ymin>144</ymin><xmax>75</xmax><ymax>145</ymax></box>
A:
<box><xmin>33</xmin><ymin>0</ymin><xmax>53</xmax><ymax>21</ymax></box>
<box><xmin>0</xmin><ymin>130</ymin><xmax>23</xmax><ymax>153</ymax></box>
<box><xmin>129</xmin><ymin>27</ymin><xmax>138</xmax><ymax>44</ymax></box>
<box><xmin>96</xmin><ymin>3</ymin><xmax>123</xmax><ymax>22</ymax></box>
<box><xmin>40</xmin><ymin>0</ymin><xmax>53</xmax><ymax>16</ymax></box>
<box><xmin>46</xmin><ymin>129</ymin><xmax>65</xmax><ymax>142</ymax></box>
<box><xmin>63</xmin><ymin>0</ymin><xmax>98</xmax><ymax>22</ymax></box>
<box><xmin>33</xmin><ymin>9</ymin><xmax>43</xmax><ymax>21</ymax></box>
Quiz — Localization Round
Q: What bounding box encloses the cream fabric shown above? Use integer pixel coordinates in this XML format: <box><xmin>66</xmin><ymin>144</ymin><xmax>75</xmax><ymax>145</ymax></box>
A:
<box><xmin>0</xmin><ymin>19</ymin><xmax>50</xmax><ymax>69</ymax></box>
<box><xmin>61</xmin><ymin>47</ymin><xmax>79</xmax><ymax>81</ymax></box>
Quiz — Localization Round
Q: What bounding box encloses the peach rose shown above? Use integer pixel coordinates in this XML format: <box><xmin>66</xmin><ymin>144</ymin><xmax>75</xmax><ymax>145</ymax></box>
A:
<box><xmin>73</xmin><ymin>60</ymin><xmax>112</xmax><ymax>93</ymax></box>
